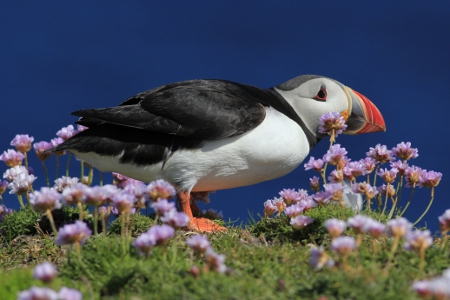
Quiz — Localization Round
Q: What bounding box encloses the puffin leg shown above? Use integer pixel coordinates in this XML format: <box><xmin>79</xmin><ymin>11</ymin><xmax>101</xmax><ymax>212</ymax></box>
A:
<box><xmin>178</xmin><ymin>191</ymin><xmax>226</xmax><ymax>232</ymax></box>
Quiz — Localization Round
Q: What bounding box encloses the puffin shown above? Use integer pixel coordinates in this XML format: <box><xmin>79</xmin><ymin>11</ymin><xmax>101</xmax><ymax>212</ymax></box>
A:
<box><xmin>49</xmin><ymin>75</ymin><xmax>386</xmax><ymax>232</ymax></box>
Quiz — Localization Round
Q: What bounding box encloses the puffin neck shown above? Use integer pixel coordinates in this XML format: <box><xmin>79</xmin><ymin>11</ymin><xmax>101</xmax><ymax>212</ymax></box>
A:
<box><xmin>265</xmin><ymin>88</ymin><xmax>320</xmax><ymax>150</ymax></box>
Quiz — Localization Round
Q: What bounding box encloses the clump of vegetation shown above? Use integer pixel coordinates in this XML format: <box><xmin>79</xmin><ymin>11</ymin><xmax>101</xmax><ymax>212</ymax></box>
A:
<box><xmin>0</xmin><ymin>119</ymin><xmax>448</xmax><ymax>299</ymax></box>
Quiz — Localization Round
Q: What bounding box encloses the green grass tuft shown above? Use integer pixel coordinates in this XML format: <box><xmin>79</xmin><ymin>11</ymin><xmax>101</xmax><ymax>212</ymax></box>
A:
<box><xmin>1</xmin><ymin>205</ymin><xmax>448</xmax><ymax>299</ymax></box>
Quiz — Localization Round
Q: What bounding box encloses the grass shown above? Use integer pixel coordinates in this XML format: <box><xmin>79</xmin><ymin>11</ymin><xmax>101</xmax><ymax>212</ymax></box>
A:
<box><xmin>1</xmin><ymin>204</ymin><xmax>448</xmax><ymax>300</ymax></box>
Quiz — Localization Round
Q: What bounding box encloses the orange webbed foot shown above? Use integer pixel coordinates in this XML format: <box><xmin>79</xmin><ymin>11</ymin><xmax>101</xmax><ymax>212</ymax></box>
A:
<box><xmin>187</xmin><ymin>217</ymin><xmax>227</xmax><ymax>232</ymax></box>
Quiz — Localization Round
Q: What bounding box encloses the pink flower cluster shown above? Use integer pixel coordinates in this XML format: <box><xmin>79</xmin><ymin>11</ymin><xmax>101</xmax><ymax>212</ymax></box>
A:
<box><xmin>186</xmin><ymin>234</ymin><xmax>228</xmax><ymax>274</ymax></box>
<box><xmin>132</xmin><ymin>224</ymin><xmax>175</xmax><ymax>256</ymax></box>
<box><xmin>413</xmin><ymin>268</ymin><xmax>450</xmax><ymax>299</ymax></box>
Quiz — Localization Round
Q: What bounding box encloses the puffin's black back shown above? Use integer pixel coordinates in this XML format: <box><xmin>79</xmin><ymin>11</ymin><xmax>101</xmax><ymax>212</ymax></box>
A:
<box><xmin>50</xmin><ymin>79</ymin><xmax>319</xmax><ymax>166</ymax></box>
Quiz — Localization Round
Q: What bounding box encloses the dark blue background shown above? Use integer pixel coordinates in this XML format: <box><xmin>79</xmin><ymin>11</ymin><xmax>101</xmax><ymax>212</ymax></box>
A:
<box><xmin>1</xmin><ymin>2</ymin><xmax>448</xmax><ymax>232</ymax></box>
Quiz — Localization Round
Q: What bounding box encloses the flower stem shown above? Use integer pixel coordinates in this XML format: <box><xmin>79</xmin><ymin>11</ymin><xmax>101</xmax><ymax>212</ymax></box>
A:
<box><xmin>80</xmin><ymin>160</ymin><xmax>85</xmax><ymax>182</ymax></box>
<box><xmin>93</xmin><ymin>207</ymin><xmax>98</xmax><ymax>236</ymax></box>
<box><xmin>387</xmin><ymin>196</ymin><xmax>398</xmax><ymax>219</ymax></box>
<box><xmin>372</xmin><ymin>165</ymin><xmax>380</xmax><ymax>188</ymax></box>
<box><xmin>55</xmin><ymin>156</ymin><xmax>60</xmax><ymax>180</ymax></box>
<box><xmin>74</xmin><ymin>242</ymin><xmax>95</xmax><ymax>279</ymax></box>
<box><xmin>412</xmin><ymin>187</ymin><xmax>435</xmax><ymax>226</ymax></box>
<box><xmin>395</xmin><ymin>175</ymin><xmax>404</xmax><ymax>201</ymax></box>
<box><xmin>419</xmin><ymin>245</ymin><xmax>426</xmax><ymax>271</ymax></box>
<box><xmin>399</xmin><ymin>186</ymin><xmax>416</xmax><ymax>217</ymax></box>
<box><xmin>17</xmin><ymin>194</ymin><xmax>25</xmax><ymax>209</ymax></box>
<box><xmin>77</xmin><ymin>202</ymin><xmax>84</xmax><ymax>220</ymax></box>
<box><xmin>46</xmin><ymin>209</ymin><xmax>58</xmax><ymax>235</ymax></box>
<box><xmin>441</xmin><ymin>232</ymin><xmax>448</xmax><ymax>250</ymax></box>
<box><xmin>88</xmin><ymin>167</ymin><xmax>94</xmax><ymax>186</ymax></box>
<box><xmin>24</xmin><ymin>152</ymin><xmax>28</xmax><ymax>169</ymax></box>
<box><xmin>389</xmin><ymin>236</ymin><xmax>400</xmax><ymax>259</ymax></box>
<box><xmin>380</xmin><ymin>183</ymin><xmax>390</xmax><ymax>216</ymax></box>
<box><xmin>65</xmin><ymin>152</ymin><xmax>72</xmax><ymax>177</ymax></box>
<box><xmin>41</xmin><ymin>160</ymin><xmax>50</xmax><ymax>187</ymax></box>
<box><xmin>372</xmin><ymin>239</ymin><xmax>378</xmax><ymax>254</ymax></box>
<box><xmin>99</xmin><ymin>171</ymin><xmax>103</xmax><ymax>186</ymax></box>
<box><xmin>321</xmin><ymin>167</ymin><xmax>328</xmax><ymax>185</ymax></box>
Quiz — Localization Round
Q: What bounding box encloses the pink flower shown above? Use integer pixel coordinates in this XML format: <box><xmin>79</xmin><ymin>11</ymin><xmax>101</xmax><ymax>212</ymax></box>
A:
<box><xmin>318</xmin><ymin>111</ymin><xmax>348</xmax><ymax>138</ymax></box>
<box><xmin>33</xmin><ymin>262</ymin><xmax>58</xmax><ymax>283</ymax></box>
<box><xmin>284</xmin><ymin>203</ymin><xmax>305</xmax><ymax>218</ymax></box>
<box><xmin>77</xmin><ymin>124</ymin><xmax>88</xmax><ymax>132</ymax></box>
<box><xmin>309</xmin><ymin>176</ymin><xmax>320</xmax><ymax>191</ymax></box>
<box><xmin>343</xmin><ymin>161</ymin><xmax>366</xmax><ymax>181</ymax></box>
<box><xmin>205</xmin><ymin>248</ymin><xmax>227</xmax><ymax>274</ymax></box>
<box><xmin>439</xmin><ymin>209</ymin><xmax>450</xmax><ymax>233</ymax></box>
<box><xmin>57</xmin><ymin>287</ymin><xmax>82</xmax><ymax>300</ymax></box>
<box><xmin>312</xmin><ymin>191</ymin><xmax>331</xmax><ymax>206</ymax></box>
<box><xmin>352</xmin><ymin>182</ymin><xmax>378</xmax><ymax>200</ymax></box>
<box><xmin>33</xmin><ymin>141</ymin><xmax>52</xmax><ymax>161</ymax></box>
<box><xmin>366</xmin><ymin>144</ymin><xmax>393</xmax><ymax>164</ymax></box>
<box><xmin>0</xmin><ymin>179</ymin><xmax>8</xmax><ymax>195</ymax></box>
<box><xmin>331</xmin><ymin>236</ymin><xmax>357</xmax><ymax>256</ymax></box>
<box><xmin>279</xmin><ymin>189</ymin><xmax>301</xmax><ymax>205</ymax></box>
<box><xmin>377</xmin><ymin>168</ymin><xmax>398</xmax><ymax>184</ymax></box>
<box><xmin>186</xmin><ymin>235</ymin><xmax>211</xmax><ymax>254</ymax></box>
<box><xmin>386</xmin><ymin>217</ymin><xmax>412</xmax><ymax>238</ymax></box>
<box><xmin>160</xmin><ymin>210</ymin><xmax>190</xmax><ymax>229</ymax></box>
<box><xmin>363</xmin><ymin>219</ymin><xmax>386</xmax><ymax>238</ymax></box>
<box><xmin>309</xmin><ymin>246</ymin><xmax>335</xmax><ymax>270</ymax></box>
<box><xmin>328</xmin><ymin>170</ymin><xmax>344</xmax><ymax>183</ymax></box>
<box><xmin>83</xmin><ymin>185</ymin><xmax>116</xmax><ymax>207</ymax></box>
<box><xmin>304</xmin><ymin>156</ymin><xmax>324</xmax><ymax>172</ymax></box>
<box><xmin>17</xmin><ymin>286</ymin><xmax>58</xmax><ymax>300</ymax></box>
<box><xmin>29</xmin><ymin>187</ymin><xmax>62</xmax><ymax>212</ymax></box>
<box><xmin>360</xmin><ymin>157</ymin><xmax>376</xmax><ymax>174</ymax></box>
<box><xmin>56</xmin><ymin>125</ymin><xmax>77</xmax><ymax>141</ymax></box>
<box><xmin>3</xmin><ymin>165</ymin><xmax>28</xmax><ymax>181</ymax></box>
<box><xmin>323</xmin><ymin>183</ymin><xmax>344</xmax><ymax>202</ymax></box>
<box><xmin>53</xmin><ymin>176</ymin><xmax>79</xmax><ymax>192</ymax></box>
<box><xmin>273</xmin><ymin>197</ymin><xmax>286</xmax><ymax>214</ymax></box>
<box><xmin>290</xmin><ymin>215</ymin><xmax>313</xmax><ymax>230</ymax></box>
<box><xmin>403</xmin><ymin>230</ymin><xmax>433</xmax><ymax>252</ymax></box>
<box><xmin>263</xmin><ymin>199</ymin><xmax>278</xmax><ymax>217</ymax></box>
<box><xmin>55</xmin><ymin>220</ymin><xmax>92</xmax><ymax>245</ymax></box>
<box><xmin>132</xmin><ymin>232</ymin><xmax>157</xmax><ymax>256</ymax></box>
<box><xmin>110</xmin><ymin>192</ymin><xmax>135</xmax><ymax>213</ymax></box>
<box><xmin>0</xmin><ymin>149</ymin><xmax>24</xmax><ymax>167</ymax></box>
<box><xmin>391</xmin><ymin>142</ymin><xmax>418</xmax><ymax>161</ymax></box>
<box><xmin>61</xmin><ymin>183</ymin><xmax>88</xmax><ymax>206</ymax></box>
<box><xmin>390</xmin><ymin>160</ymin><xmax>409</xmax><ymax>176</ymax></box>
<box><xmin>8</xmin><ymin>172</ymin><xmax>36</xmax><ymax>195</ymax></box>
<box><xmin>147</xmin><ymin>224</ymin><xmax>175</xmax><ymax>246</ymax></box>
<box><xmin>418</xmin><ymin>170</ymin><xmax>442</xmax><ymax>188</ymax></box>
<box><xmin>347</xmin><ymin>215</ymin><xmax>372</xmax><ymax>234</ymax></box>
<box><xmin>324</xmin><ymin>218</ymin><xmax>346</xmax><ymax>238</ymax></box>
<box><xmin>404</xmin><ymin>165</ymin><xmax>422</xmax><ymax>188</ymax></box>
<box><xmin>301</xmin><ymin>197</ymin><xmax>317</xmax><ymax>211</ymax></box>
<box><xmin>412</xmin><ymin>279</ymin><xmax>450</xmax><ymax>299</ymax></box>
<box><xmin>50</xmin><ymin>137</ymin><xmax>66</xmax><ymax>156</ymax></box>
<box><xmin>123</xmin><ymin>182</ymin><xmax>147</xmax><ymax>207</ymax></box>
<box><xmin>147</xmin><ymin>180</ymin><xmax>176</xmax><ymax>201</ymax></box>
<box><xmin>151</xmin><ymin>199</ymin><xmax>176</xmax><ymax>216</ymax></box>
<box><xmin>11</xmin><ymin>134</ymin><xmax>34</xmax><ymax>153</ymax></box>
<box><xmin>377</xmin><ymin>184</ymin><xmax>395</xmax><ymax>197</ymax></box>
<box><xmin>323</xmin><ymin>144</ymin><xmax>348</xmax><ymax>166</ymax></box>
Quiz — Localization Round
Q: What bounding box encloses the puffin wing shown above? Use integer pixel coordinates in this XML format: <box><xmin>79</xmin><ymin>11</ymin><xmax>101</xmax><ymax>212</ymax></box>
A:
<box><xmin>73</xmin><ymin>80</ymin><xmax>272</xmax><ymax>140</ymax></box>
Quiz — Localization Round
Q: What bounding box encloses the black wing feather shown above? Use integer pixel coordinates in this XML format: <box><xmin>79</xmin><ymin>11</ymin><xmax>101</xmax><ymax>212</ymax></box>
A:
<box><xmin>73</xmin><ymin>80</ymin><xmax>268</xmax><ymax>140</ymax></box>
<box><xmin>50</xmin><ymin>79</ymin><xmax>280</xmax><ymax>166</ymax></box>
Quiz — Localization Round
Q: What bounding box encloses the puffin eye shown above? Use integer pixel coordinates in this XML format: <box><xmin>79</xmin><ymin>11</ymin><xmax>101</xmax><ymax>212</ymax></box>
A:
<box><xmin>315</xmin><ymin>86</ymin><xmax>327</xmax><ymax>101</ymax></box>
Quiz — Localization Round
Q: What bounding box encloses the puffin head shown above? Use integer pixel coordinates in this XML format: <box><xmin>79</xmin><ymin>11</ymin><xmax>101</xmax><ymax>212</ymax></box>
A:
<box><xmin>273</xmin><ymin>75</ymin><xmax>386</xmax><ymax>137</ymax></box>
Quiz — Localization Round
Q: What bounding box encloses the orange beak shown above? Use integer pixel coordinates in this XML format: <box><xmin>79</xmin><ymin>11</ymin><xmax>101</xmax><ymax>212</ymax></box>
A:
<box><xmin>344</xmin><ymin>87</ymin><xmax>386</xmax><ymax>134</ymax></box>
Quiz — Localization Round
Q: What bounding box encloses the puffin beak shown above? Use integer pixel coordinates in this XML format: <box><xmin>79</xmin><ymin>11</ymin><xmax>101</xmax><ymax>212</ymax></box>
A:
<box><xmin>343</xmin><ymin>87</ymin><xmax>386</xmax><ymax>134</ymax></box>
